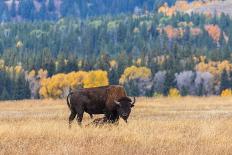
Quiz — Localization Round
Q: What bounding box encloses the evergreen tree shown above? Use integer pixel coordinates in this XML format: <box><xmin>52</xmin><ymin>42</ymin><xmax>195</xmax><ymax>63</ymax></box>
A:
<box><xmin>196</xmin><ymin>79</ymin><xmax>204</xmax><ymax>96</ymax></box>
<box><xmin>125</xmin><ymin>80</ymin><xmax>140</xmax><ymax>97</ymax></box>
<box><xmin>64</xmin><ymin>55</ymin><xmax>78</xmax><ymax>73</ymax></box>
<box><xmin>0</xmin><ymin>87</ymin><xmax>10</xmax><ymax>100</ymax></box>
<box><xmin>61</xmin><ymin>0</ymin><xmax>78</xmax><ymax>17</ymax></box>
<box><xmin>10</xmin><ymin>0</ymin><xmax>17</xmax><ymax>18</ymax></box>
<box><xmin>109</xmin><ymin>69</ymin><xmax>119</xmax><ymax>85</ymax></box>
<box><xmin>220</xmin><ymin>69</ymin><xmax>230</xmax><ymax>93</ymax></box>
<box><xmin>0</xmin><ymin>1</ymin><xmax>9</xmax><ymax>22</ymax></box>
<box><xmin>0</xmin><ymin>1</ymin><xmax>7</xmax><ymax>16</ymax></box>
<box><xmin>48</xmin><ymin>0</ymin><xmax>56</xmax><ymax>12</ymax></box>
<box><xmin>14</xmin><ymin>74</ymin><xmax>31</xmax><ymax>100</ymax></box>
<box><xmin>56</xmin><ymin>53</ymin><xmax>66</xmax><ymax>73</ymax></box>
<box><xmin>37</xmin><ymin>1</ymin><xmax>47</xmax><ymax>20</ymax></box>
<box><xmin>95</xmin><ymin>53</ymin><xmax>110</xmax><ymax>71</ymax></box>
<box><xmin>163</xmin><ymin>71</ymin><xmax>175</xmax><ymax>96</ymax></box>
<box><xmin>18</xmin><ymin>0</ymin><xmax>35</xmax><ymax>20</ymax></box>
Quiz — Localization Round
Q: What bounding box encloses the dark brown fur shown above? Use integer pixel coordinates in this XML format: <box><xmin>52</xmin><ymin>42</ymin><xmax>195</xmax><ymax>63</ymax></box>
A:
<box><xmin>85</xmin><ymin>117</ymin><xmax>120</xmax><ymax>127</ymax></box>
<box><xmin>67</xmin><ymin>85</ymin><xmax>135</xmax><ymax>127</ymax></box>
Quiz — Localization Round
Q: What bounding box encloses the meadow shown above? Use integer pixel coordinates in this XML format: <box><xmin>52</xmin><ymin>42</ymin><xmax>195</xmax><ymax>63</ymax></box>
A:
<box><xmin>1</xmin><ymin>97</ymin><xmax>232</xmax><ymax>155</ymax></box>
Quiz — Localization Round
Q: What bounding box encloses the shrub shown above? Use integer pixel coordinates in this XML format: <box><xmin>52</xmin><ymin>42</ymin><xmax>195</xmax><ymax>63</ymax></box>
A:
<box><xmin>221</xmin><ymin>89</ymin><xmax>232</xmax><ymax>97</ymax></box>
<box><xmin>168</xmin><ymin>88</ymin><xmax>180</xmax><ymax>97</ymax></box>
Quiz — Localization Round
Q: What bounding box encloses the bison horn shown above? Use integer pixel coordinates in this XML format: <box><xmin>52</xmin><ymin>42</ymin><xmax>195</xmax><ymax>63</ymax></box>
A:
<box><xmin>114</xmin><ymin>100</ymin><xmax>120</xmax><ymax>106</ymax></box>
<box><xmin>131</xmin><ymin>97</ymin><xmax>136</xmax><ymax>105</ymax></box>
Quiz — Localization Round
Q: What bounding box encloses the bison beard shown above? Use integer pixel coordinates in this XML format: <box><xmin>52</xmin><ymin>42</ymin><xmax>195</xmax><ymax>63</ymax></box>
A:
<box><xmin>66</xmin><ymin>85</ymin><xmax>135</xmax><ymax>128</ymax></box>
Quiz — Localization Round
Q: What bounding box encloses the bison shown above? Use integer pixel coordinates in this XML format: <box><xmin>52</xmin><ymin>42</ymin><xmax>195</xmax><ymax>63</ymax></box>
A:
<box><xmin>66</xmin><ymin>85</ymin><xmax>135</xmax><ymax>127</ymax></box>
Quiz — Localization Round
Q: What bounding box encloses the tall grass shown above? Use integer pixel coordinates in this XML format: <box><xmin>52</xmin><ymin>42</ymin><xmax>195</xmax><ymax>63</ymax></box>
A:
<box><xmin>1</xmin><ymin>97</ymin><xmax>232</xmax><ymax>155</ymax></box>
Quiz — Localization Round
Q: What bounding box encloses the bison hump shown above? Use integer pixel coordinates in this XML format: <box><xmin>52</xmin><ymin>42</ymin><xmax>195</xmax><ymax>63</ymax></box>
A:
<box><xmin>105</xmin><ymin>85</ymin><xmax>127</xmax><ymax>110</ymax></box>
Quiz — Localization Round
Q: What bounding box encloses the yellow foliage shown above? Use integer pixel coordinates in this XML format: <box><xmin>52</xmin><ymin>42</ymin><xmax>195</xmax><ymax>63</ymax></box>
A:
<box><xmin>41</xmin><ymin>73</ymin><xmax>68</xmax><ymax>98</ymax></box>
<box><xmin>158</xmin><ymin>0</ymin><xmax>209</xmax><ymax>17</ymax></box>
<box><xmin>153</xmin><ymin>92</ymin><xmax>164</xmax><ymax>98</ymax></box>
<box><xmin>38</xmin><ymin>69</ymin><xmax>48</xmax><ymax>79</ymax></box>
<box><xmin>28</xmin><ymin>70</ymin><xmax>36</xmax><ymax>79</ymax></box>
<box><xmin>109</xmin><ymin>60</ymin><xmax>118</xmax><ymax>69</ymax></box>
<box><xmin>66</xmin><ymin>71</ymin><xmax>88</xmax><ymax>89</ymax></box>
<box><xmin>16</xmin><ymin>41</ymin><xmax>23</xmax><ymax>48</ymax></box>
<box><xmin>39</xmin><ymin>70</ymin><xmax>109</xmax><ymax>98</ymax></box>
<box><xmin>136</xmin><ymin>58</ymin><xmax>142</xmax><ymax>66</ymax></box>
<box><xmin>221</xmin><ymin>89</ymin><xmax>232</xmax><ymax>97</ymax></box>
<box><xmin>5</xmin><ymin>66</ymin><xmax>14</xmax><ymax>74</ymax></box>
<box><xmin>15</xmin><ymin>65</ymin><xmax>23</xmax><ymax>74</ymax></box>
<box><xmin>200</xmin><ymin>56</ymin><xmax>206</xmax><ymax>62</ymax></box>
<box><xmin>55</xmin><ymin>61</ymin><xmax>59</xmax><ymax>70</ymax></box>
<box><xmin>133</xmin><ymin>27</ymin><xmax>140</xmax><ymax>33</ymax></box>
<box><xmin>83</xmin><ymin>70</ymin><xmax>109</xmax><ymax>88</ymax></box>
<box><xmin>39</xmin><ymin>80</ymin><xmax>49</xmax><ymax>98</ymax></box>
<box><xmin>64</xmin><ymin>59</ymin><xmax>68</xmax><ymax>65</ymax></box>
<box><xmin>119</xmin><ymin>66</ymin><xmax>152</xmax><ymax>84</ymax></box>
<box><xmin>168</xmin><ymin>88</ymin><xmax>180</xmax><ymax>97</ymax></box>
<box><xmin>0</xmin><ymin>59</ymin><xmax>5</xmax><ymax>69</ymax></box>
<box><xmin>154</xmin><ymin>55</ymin><xmax>168</xmax><ymax>65</ymax></box>
<box><xmin>195</xmin><ymin>60</ymin><xmax>232</xmax><ymax>78</ymax></box>
<box><xmin>178</xmin><ymin>21</ymin><xmax>193</xmax><ymax>27</ymax></box>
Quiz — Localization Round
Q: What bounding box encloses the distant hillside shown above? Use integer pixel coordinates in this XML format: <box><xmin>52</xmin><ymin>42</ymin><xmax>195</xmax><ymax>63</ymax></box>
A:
<box><xmin>159</xmin><ymin>0</ymin><xmax>232</xmax><ymax>17</ymax></box>
<box><xmin>0</xmin><ymin>0</ymin><xmax>178</xmax><ymax>21</ymax></box>
<box><xmin>189</xmin><ymin>0</ymin><xmax>232</xmax><ymax>17</ymax></box>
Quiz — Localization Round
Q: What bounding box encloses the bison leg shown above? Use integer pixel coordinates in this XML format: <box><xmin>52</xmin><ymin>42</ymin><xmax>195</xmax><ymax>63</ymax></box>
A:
<box><xmin>76</xmin><ymin>112</ymin><xmax>84</xmax><ymax>126</ymax></box>
<box><xmin>104</xmin><ymin>111</ymin><xmax>119</xmax><ymax>123</ymax></box>
<box><xmin>89</xmin><ymin>114</ymin><xmax>93</xmax><ymax>119</ymax></box>
<box><xmin>69</xmin><ymin>111</ymin><xmax>76</xmax><ymax>128</ymax></box>
<box><xmin>73</xmin><ymin>105</ymin><xmax>85</xmax><ymax>126</ymax></box>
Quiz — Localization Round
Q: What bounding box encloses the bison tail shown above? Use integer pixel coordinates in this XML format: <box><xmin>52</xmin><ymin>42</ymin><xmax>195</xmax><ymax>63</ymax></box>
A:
<box><xmin>66</xmin><ymin>92</ymin><xmax>73</xmax><ymax>110</ymax></box>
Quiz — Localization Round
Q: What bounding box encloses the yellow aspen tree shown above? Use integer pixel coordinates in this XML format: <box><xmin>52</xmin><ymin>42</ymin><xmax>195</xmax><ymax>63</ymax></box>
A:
<box><xmin>119</xmin><ymin>66</ymin><xmax>151</xmax><ymax>84</ymax></box>
<box><xmin>83</xmin><ymin>70</ymin><xmax>109</xmax><ymax>88</ymax></box>
<box><xmin>221</xmin><ymin>89</ymin><xmax>232</xmax><ymax>97</ymax></box>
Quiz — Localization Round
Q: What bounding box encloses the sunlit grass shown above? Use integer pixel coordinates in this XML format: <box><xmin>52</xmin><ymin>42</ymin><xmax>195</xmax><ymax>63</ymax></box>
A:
<box><xmin>1</xmin><ymin>97</ymin><xmax>232</xmax><ymax>154</ymax></box>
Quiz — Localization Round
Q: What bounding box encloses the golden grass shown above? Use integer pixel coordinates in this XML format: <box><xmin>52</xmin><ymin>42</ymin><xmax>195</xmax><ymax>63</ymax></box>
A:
<box><xmin>1</xmin><ymin>97</ymin><xmax>232</xmax><ymax>155</ymax></box>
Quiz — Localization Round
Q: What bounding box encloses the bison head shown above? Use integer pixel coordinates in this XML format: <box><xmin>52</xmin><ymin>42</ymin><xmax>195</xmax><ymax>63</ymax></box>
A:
<box><xmin>114</xmin><ymin>96</ymin><xmax>135</xmax><ymax>122</ymax></box>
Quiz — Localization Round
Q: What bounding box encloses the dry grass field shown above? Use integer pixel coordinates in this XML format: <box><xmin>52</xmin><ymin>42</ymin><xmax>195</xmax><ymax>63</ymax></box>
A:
<box><xmin>1</xmin><ymin>97</ymin><xmax>232</xmax><ymax>155</ymax></box>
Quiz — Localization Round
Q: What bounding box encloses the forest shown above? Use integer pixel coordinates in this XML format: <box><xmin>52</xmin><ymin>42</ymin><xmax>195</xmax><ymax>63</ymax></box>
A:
<box><xmin>0</xmin><ymin>0</ymin><xmax>232</xmax><ymax>100</ymax></box>
<box><xmin>0</xmin><ymin>0</ymin><xmax>178</xmax><ymax>21</ymax></box>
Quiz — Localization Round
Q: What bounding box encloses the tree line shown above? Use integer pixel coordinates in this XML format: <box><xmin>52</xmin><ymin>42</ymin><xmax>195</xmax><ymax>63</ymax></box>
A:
<box><xmin>1</xmin><ymin>56</ymin><xmax>232</xmax><ymax>100</ymax></box>
<box><xmin>0</xmin><ymin>0</ymin><xmax>178</xmax><ymax>21</ymax></box>
<box><xmin>0</xmin><ymin>11</ymin><xmax>231</xmax><ymax>99</ymax></box>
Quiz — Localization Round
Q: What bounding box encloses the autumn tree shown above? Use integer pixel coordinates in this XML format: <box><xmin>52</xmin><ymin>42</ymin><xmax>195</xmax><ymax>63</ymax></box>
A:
<box><xmin>204</xmin><ymin>24</ymin><xmax>221</xmax><ymax>45</ymax></box>
<box><xmin>119</xmin><ymin>66</ymin><xmax>152</xmax><ymax>96</ymax></box>
<box><xmin>39</xmin><ymin>70</ymin><xmax>108</xmax><ymax>98</ymax></box>
<box><xmin>83</xmin><ymin>70</ymin><xmax>109</xmax><ymax>88</ymax></box>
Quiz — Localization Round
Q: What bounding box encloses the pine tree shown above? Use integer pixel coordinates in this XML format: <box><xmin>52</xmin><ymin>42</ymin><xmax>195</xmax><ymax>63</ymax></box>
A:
<box><xmin>196</xmin><ymin>79</ymin><xmax>204</xmax><ymax>96</ymax></box>
<box><xmin>220</xmin><ymin>69</ymin><xmax>229</xmax><ymax>93</ymax></box>
<box><xmin>48</xmin><ymin>0</ymin><xmax>55</xmax><ymax>12</ymax></box>
<box><xmin>56</xmin><ymin>53</ymin><xmax>66</xmax><ymax>73</ymax></box>
<box><xmin>163</xmin><ymin>71</ymin><xmax>175</xmax><ymax>96</ymax></box>
<box><xmin>14</xmin><ymin>74</ymin><xmax>31</xmax><ymax>100</ymax></box>
<box><xmin>18</xmin><ymin>0</ymin><xmax>35</xmax><ymax>20</ymax></box>
<box><xmin>109</xmin><ymin>69</ymin><xmax>119</xmax><ymax>85</ymax></box>
<box><xmin>0</xmin><ymin>1</ymin><xmax>7</xmax><ymax>15</ymax></box>
<box><xmin>0</xmin><ymin>87</ymin><xmax>10</xmax><ymax>100</ymax></box>
<box><xmin>0</xmin><ymin>1</ymin><xmax>9</xmax><ymax>22</ymax></box>
<box><xmin>60</xmin><ymin>0</ymin><xmax>71</xmax><ymax>17</ymax></box>
<box><xmin>37</xmin><ymin>1</ymin><xmax>47</xmax><ymax>20</ymax></box>
<box><xmin>10</xmin><ymin>0</ymin><xmax>17</xmax><ymax>18</ymax></box>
